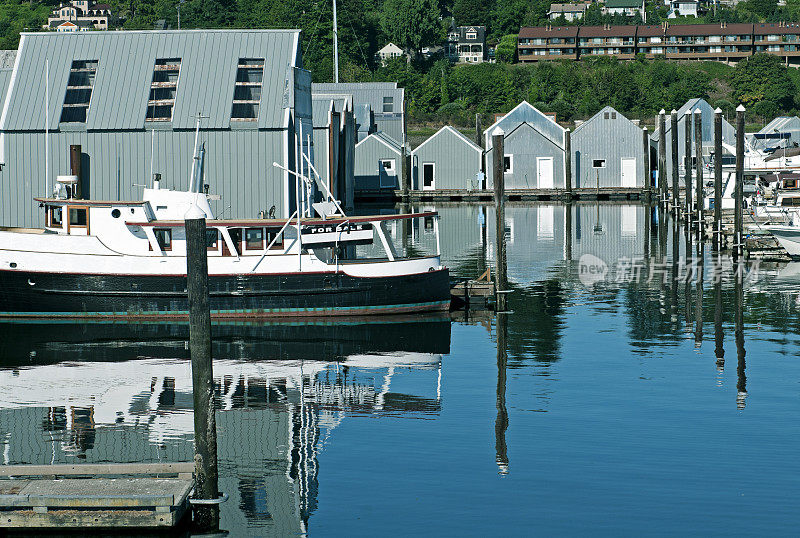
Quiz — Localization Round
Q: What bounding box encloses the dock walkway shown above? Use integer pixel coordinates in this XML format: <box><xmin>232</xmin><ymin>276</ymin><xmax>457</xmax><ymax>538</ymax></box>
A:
<box><xmin>0</xmin><ymin>462</ymin><xmax>194</xmax><ymax>528</ymax></box>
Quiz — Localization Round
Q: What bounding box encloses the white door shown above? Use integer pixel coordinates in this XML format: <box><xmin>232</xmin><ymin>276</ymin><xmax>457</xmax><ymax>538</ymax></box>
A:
<box><xmin>379</xmin><ymin>159</ymin><xmax>397</xmax><ymax>188</ymax></box>
<box><xmin>422</xmin><ymin>162</ymin><xmax>435</xmax><ymax>190</ymax></box>
<box><xmin>537</xmin><ymin>157</ymin><xmax>554</xmax><ymax>189</ymax></box>
<box><xmin>621</xmin><ymin>158</ymin><xmax>636</xmax><ymax>188</ymax></box>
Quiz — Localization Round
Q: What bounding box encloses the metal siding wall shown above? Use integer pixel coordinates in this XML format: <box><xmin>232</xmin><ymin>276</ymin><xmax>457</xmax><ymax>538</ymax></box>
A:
<box><xmin>412</xmin><ymin>129</ymin><xmax>481</xmax><ymax>190</ymax></box>
<box><xmin>375</xmin><ymin>117</ymin><xmax>403</xmax><ymax>144</ymax></box>
<box><xmin>572</xmin><ymin>112</ymin><xmax>644</xmax><ymax>188</ymax></box>
<box><xmin>0</xmin><ymin>128</ymin><xmax>286</xmax><ymax>227</ymax></box>
<box><xmin>312</xmin><ymin>127</ymin><xmax>329</xmax><ymax>186</ymax></box>
<box><xmin>354</xmin><ymin>136</ymin><xmax>400</xmax><ymax>191</ymax></box>
<box><xmin>488</xmin><ymin>124</ymin><xmax>564</xmax><ymax>189</ymax></box>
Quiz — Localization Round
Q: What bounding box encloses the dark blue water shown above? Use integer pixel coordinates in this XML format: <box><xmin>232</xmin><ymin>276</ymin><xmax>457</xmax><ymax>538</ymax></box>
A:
<box><xmin>2</xmin><ymin>204</ymin><xmax>800</xmax><ymax>535</ymax></box>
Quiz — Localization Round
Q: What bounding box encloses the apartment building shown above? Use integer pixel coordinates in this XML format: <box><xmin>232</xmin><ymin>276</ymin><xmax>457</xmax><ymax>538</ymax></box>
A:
<box><xmin>518</xmin><ymin>23</ymin><xmax>800</xmax><ymax>64</ymax></box>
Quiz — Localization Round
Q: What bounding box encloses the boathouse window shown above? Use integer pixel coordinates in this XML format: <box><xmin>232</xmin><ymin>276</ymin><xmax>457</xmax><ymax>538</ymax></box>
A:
<box><xmin>60</xmin><ymin>60</ymin><xmax>98</xmax><ymax>124</ymax></box>
<box><xmin>154</xmin><ymin>228</ymin><xmax>172</xmax><ymax>251</ymax></box>
<box><xmin>49</xmin><ymin>207</ymin><xmax>63</xmax><ymax>227</ymax></box>
<box><xmin>245</xmin><ymin>228</ymin><xmax>264</xmax><ymax>250</ymax></box>
<box><xmin>206</xmin><ymin>229</ymin><xmax>219</xmax><ymax>251</ymax></box>
<box><xmin>231</xmin><ymin>58</ymin><xmax>265</xmax><ymax>122</ymax></box>
<box><xmin>146</xmin><ymin>58</ymin><xmax>181</xmax><ymax>122</ymax></box>
<box><xmin>593</xmin><ymin>159</ymin><xmax>606</xmax><ymax>169</ymax></box>
<box><xmin>503</xmin><ymin>155</ymin><xmax>513</xmax><ymax>174</ymax></box>
<box><xmin>383</xmin><ymin>96</ymin><xmax>394</xmax><ymax>113</ymax></box>
<box><xmin>68</xmin><ymin>207</ymin><xmax>87</xmax><ymax>227</ymax></box>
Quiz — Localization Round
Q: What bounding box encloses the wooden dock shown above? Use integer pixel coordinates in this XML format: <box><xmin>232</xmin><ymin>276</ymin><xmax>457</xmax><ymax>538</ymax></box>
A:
<box><xmin>0</xmin><ymin>462</ymin><xmax>194</xmax><ymax>529</ymax></box>
<box><xmin>354</xmin><ymin>187</ymin><xmax>653</xmax><ymax>204</ymax></box>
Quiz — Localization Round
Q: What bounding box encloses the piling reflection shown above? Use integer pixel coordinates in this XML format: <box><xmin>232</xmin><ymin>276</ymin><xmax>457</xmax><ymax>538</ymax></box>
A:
<box><xmin>694</xmin><ymin>240</ymin><xmax>704</xmax><ymax>347</ymax></box>
<box><xmin>735</xmin><ymin>269</ymin><xmax>747</xmax><ymax>409</ymax></box>
<box><xmin>495</xmin><ymin>312</ymin><xmax>509</xmax><ymax>475</ymax></box>
<box><xmin>714</xmin><ymin>263</ymin><xmax>725</xmax><ymax>373</ymax></box>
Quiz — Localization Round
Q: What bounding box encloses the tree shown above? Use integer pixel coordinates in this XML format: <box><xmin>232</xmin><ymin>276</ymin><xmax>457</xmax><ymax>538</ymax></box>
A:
<box><xmin>451</xmin><ymin>0</ymin><xmax>489</xmax><ymax>27</ymax></box>
<box><xmin>731</xmin><ymin>53</ymin><xmax>794</xmax><ymax>111</ymax></box>
<box><xmin>381</xmin><ymin>0</ymin><xmax>444</xmax><ymax>57</ymax></box>
<box><xmin>495</xmin><ymin>34</ymin><xmax>517</xmax><ymax>63</ymax></box>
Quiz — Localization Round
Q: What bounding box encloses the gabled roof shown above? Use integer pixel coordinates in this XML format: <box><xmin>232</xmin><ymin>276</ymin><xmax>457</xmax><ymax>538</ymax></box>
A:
<box><xmin>412</xmin><ymin>125</ymin><xmax>481</xmax><ymax>156</ymax></box>
<box><xmin>605</xmin><ymin>0</ymin><xmax>642</xmax><ymax>7</ymax></box>
<box><xmin>579</xmin><ymin>25</ymin><xmax>637</xmax><ymax>38</ymax></box>
<box><xmin>312</xmin><ymin>95</ymin><xmax>350</xmax><ymax>128</ymax></box>
<box><xmin>755</xmin><ymin>23</ymin><xmax>800</xmax><ymax>35</ymax></box>
<box><xmin>572</xmin><ymin>106</ymin><xmax>638</xmax><ymax>135</ymax></box>
<box><xmin>356</xmin><ymin>131</ymin><xmax>402</xmax><ymax>155</ymax></box>
<box><xmin>759</xmin><ymin>116</ymin><xmax>800</xmax><ymax>134</ymax></box>
<box><xmin>1</xmin><ymin>30</ymin><xmax>301</xmax><ymax>131</ymax></box>
<box><xmin>484</xmin><ymin>101</ymin><xmax>565</xmax><ymax>149</ymax></box>
<box><xmin>519</xmin><ymin>26</ymin><xmax>578</xmax><ymax>39</ymax></box>
<box><xmin>665</xmin><ymin>23</ymin><xmax>753</xmax><ymax>36</ymax></box>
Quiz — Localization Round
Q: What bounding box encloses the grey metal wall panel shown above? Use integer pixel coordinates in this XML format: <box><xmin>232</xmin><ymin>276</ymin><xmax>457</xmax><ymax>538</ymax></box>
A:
<box><xmin>411</xmin><ymin>126</ymin><xmax>482</xmax><ymax>190</ymax></box>
<box><xmin>354</xmin><ymin>133</ymin><xmax>402</xmax><ymax>190</ymax></box>
<box><xmin>0</xmin><ymin>128</ymin><xmax>288</xmax><ymax>227</ymax></box>
<box><xmin>484</xmin><ymin>101</ymin><xmax>564</xmax><ymax>149</ymax></box>
<box><xmin>312</xmin><ymin>83</ymin><xmax>404</xmax><ymax>142</ymax></box>
<box><xmin>0</xmin><ymin>68</ymin><xmax>10</xmax><ymax>106</ymax></box>
<box><xmin>572</xmin><ymin>106</ymin><xmax>645</xmax><ymax>188</ymax></box>
<box><xmin>486</xmin><ymin>122</ymin><xmax>565</xmax><ymax>189</ymax></box>
<box><xmin>2</xmin><ymin>30</ymin><xmax>300</xmax><ymax>132</ymax></box>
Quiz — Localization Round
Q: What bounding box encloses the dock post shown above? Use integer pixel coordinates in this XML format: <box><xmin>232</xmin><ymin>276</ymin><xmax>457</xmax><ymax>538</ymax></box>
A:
<box><xmin>564</xmin><ymin>128</ymin><xmax>572</xmax><ymax>202</ymax></box>
<box><xmin>185</xmin><ymin>207</ymin><xmax>220</xmax><ymax>532</ymax></box>
<box><xmin>492</xmin><ymin>131</ymin><xmax>507</xmax><ymax>312</ymax></box>
<box><xmin>658</xmin><ymin>110</ymin><xmax>667</xmax><ymax>206</ymax></box>
<box><xmin>671</xmin><ymin>110</ymin><xmax>679</xmax><ymax>212</ymax></box>
<box><xmin>713</xmin><ymin>107</ymin><xmax>723</xmax><ymax>252</ymax></box>
<box><xmin>734</xmin><ymin>105</ymin><xmax>745</xmax><ymax>259</ymax></box>
<box><xmin>694</xmin><ymin>108</ymin><xmax>703</xmax><ymax>237</ymax></box>
<box><xmin>400</xmin><ymin>144</ymin><xmax>410</xmax><ymax>199</ymax></box>
<box><xmin>642</xmin><ymin>127</ymin><xmax>650</xmax><ymax>200</ymax></box>
<box><xmin>70</xmin><ymin>144</ymin><xmax>82</xmax><ymax>199</ymax></box>
<box><xmin>684</xmin><ymin>115</ymin><xmax>692</xmax><ymax>219</ymax></box>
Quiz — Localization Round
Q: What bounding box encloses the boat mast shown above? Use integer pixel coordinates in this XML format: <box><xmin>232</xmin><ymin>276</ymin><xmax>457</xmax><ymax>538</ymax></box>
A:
<box><xmin>332</xmin><ymin>0</ymin><xmax>339</xmax><ymax>83</ymax></box>
<box><xmin>45</xmin><ymin>60</ymin><xmax>49</xmax><ymax>197</ymax></box>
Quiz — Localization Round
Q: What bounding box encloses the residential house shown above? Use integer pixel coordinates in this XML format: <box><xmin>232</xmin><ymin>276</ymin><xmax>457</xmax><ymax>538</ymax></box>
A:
<box><xmin>377</xmin><ymin>43</ymin><xmax>406</xmax><ymax>66</ymax></box>
<box><xmin>518</xmin><ymin>25</ymin><xmax>579</xmax><ymax>61</ymax></box>
<box><xmin>447</xmin><ymin>25</ymin><xmax>487</xmax><ymax>63</ymax></box>
<box><xmin>46</xmin><ymin>1</ymin><xmax>112</xmax><ymax>31</ymax></box>
<box><xmin>578</xmin><ymin>24</ymin><xmax>638</xmax><ymax>59</ymax></box>
<box><xmin>0</xmin><ymin>30</ymin><xmax>314</xmax><ymax>226</ymax></box>
<box><xmin>667</xmin><ymin>0</ymin><xmax>700</xmax><ymax>18</ymax></box>
<box><xmin>548</xmin><ymin>3</ymin><xmax>590</xmax><ymax>21</ymax></box>
<box><xmin>603</xmin><ymin>0</ymin><xmax>646</xmax><ymax>18</ymax></box>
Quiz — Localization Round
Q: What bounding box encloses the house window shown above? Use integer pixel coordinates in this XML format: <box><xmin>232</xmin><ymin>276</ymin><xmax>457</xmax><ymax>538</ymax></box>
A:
<box><xmin>154</xmin><ymin>228</ymin><xmax>172</xmax><ymax>251</ymax></box>
<box><xmin>231</xmin><ymin>58</ymin><xmax>264</xmax><ymax>122</ymax></box>
<box><xmin>503</xmin><ymin>155</ymin><xmax>513</xmax><ymax>174</ymax></box>
<box><xmin>604</xmin><ymin>112</ymin><xmax>609</xmax><ymax>119</ymax></box>
<box><xmin>60</xmin><ymin>60</ymin><xmax>98</xmax><ymax>123</ymax></box>
<box><xmin>206</xmin><ymin>229</ymin><xmax>219</xmax><ymax>252</ymax></box>
<box><xmin>593</xmin><ymin>159</ymin><xmax>606</xmax><ymax>168</ymax></box>
<box><xmin>245</xmin><ymin>227</ymin><xmax>264</xmax><ymax>250</ymax></box>
<box><xmin>612</xmin><ymin>112</ymin><xmax>617</xmax><ymax>119</ymax></box>
<box><xmin>466</xmin><ymin>32</ymin><xmax>477</xmax><ymax>40</ymax></box>
<box><xmin>382</xmin><ymin>96</ymin><xmax>394</xmax><ymax>113</ymax></box>
<box><xmin>146</xmin><ymin>58</ymin><xmax>181</xmax><ymax>122</ymax></box>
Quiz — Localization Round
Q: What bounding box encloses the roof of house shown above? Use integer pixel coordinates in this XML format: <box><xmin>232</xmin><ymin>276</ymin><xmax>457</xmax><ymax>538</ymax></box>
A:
<box><xmin>579</xmin><ymin>25</ymin><xmax>637</xmax><ymax>38</ymax></box>
<box><xmin>311</xmin><ymin>95</ymin><xmax>350</xmax><ymax>128</ymax></box>
<box><xmin>548</xmin><ymin>3</ymin><xmax>589</xmax><ymax>14</ymax></box>
<box><xmin>356</xmin><ymin>131</ymin><xmax>402</xmax><ymax>154</ymax></box>
<box><xmin>484</xmin><ymin>101</ymin><xmax>565</xmax><ymax>149</ymax></box>
<box><xmin>665</xmin><ymin>23</ymin><xmax>753</xmax><ymax>36</ymax></box>
<box><xmin>604</xmin><ymin>0</ymin><xmax>642</xmax><ymax>8</ymax></box>
<box><xmin>636</xmin><ymin>25</ymin><xmax>664</xmax><ymax>37</ymax></box>
<box><xmin>0</xmin><ymin>29</ymin><xmax>302</xmax><ymax>131</ymax></box>
<box><xmin>519</xmin><ymin>26</ymin><xmax>579</xmax><ymax>39</ymax></box>
<box><xmin>378</xmin><ymin>42</ymin><xmax>404</xmax><ymax>54</ymax></box>
<box><xmin>754</xmin><ymin>22</ymin><xmax>800</xmax><ymax>35</ymax></box>
<box><xmin>0</xmin><ymin>69</ymin><xmax>11</xmax><ymax>101</ymax></box>
<box><xmin>412</xmin><ymin>125</ymin><xmax>481</xmax><ymax>155</ymax></box>
<box><xmin>572</xmin><ymin>106</ymin><xmax>637</xmax><ymax>135</ymax></box>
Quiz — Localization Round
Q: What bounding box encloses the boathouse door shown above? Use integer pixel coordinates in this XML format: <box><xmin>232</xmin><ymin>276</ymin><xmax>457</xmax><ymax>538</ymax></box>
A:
<box><xmin>537</xmin><ymin>157</ymin><xmax>554</xmax><ymax>189</ymax></box>
<box><xmin>621</xmin><ymin>158</ymin><xmax>636</xmax><ymax>187</ymax></box>
<box><xmin>422</xmin><ymin>163</ymin><xmax>435</xmax><ymax>190</ymax></box>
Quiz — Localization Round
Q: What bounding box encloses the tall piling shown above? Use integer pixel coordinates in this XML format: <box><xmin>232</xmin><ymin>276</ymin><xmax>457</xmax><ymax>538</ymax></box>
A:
<box><xmin>185</xmin><ymin>207</ymin><xmax>220</xmax><ymax>532</ymax></box>
<box><xmin>400</xmin><ymin>144</ymin><xmax>410</xmax><ymax>198</ymax></box>
<box><xmin>734</xmin><ymin>105</ymin><xmax>745</xmax><ymax>259</ymax></box>
<box><xmin>492</xmin><ymin>131</ymin><xmax>508</xmax><ymax>312</ymax></box>
<box><xmin>713</xmin><ymin>107</ymin><xmax>723</xmax><ymax>251</ymax></box>
<box><xmin>658</xmin><ymin>110</ymin><xmax>667</xmax><ymax>206</ymax></box>
<box><xmin>684</xmin><ymin>115</ymin><xmax>692</xmax><ymax>218</ymax></box>
<box><xmin>564</xmin><ymin>128</ymin><xmax>572</xmax><ymax>202</ymax></box>
<box><xmin>694</xmin><ymin>109</ymin><xmax>703</xmax><ymax>236</ymax></box>
<box><xmin>642</xmin><ymin>127</ymin><xmax>651</xmax><ymax>198</ymax></box>
<box><xmin>671</xmin><ymin>109</ymin><xmax>679</xmax><ymax>211</ymax></box>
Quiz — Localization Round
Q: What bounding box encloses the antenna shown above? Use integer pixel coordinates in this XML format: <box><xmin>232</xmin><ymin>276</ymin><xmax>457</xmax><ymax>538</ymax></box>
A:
<box><xmin>149</xmin><ymin>128</ymin><xmax>155</xmax><ymax>186</ymax></box>
<box><xmin>189</xmin><ymin>112</ymin><xmax>209</xmax><ymax>193</ymax></box>
<box><xmin>332</xmin><ymin>0</ymin><xmax>339</xmax><ymax>83</ymax></box>
<box><xmin>45</xmin><ymin>59</ymin><xmax>49</xmax><ymax>197</ymax></box>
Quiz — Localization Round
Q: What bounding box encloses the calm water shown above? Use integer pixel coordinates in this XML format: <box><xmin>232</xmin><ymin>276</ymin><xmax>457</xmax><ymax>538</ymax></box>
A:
<box><xmin>2</xmin><ymin>204</ymin><xmax>800</xmax><ymax>536</ymax></box>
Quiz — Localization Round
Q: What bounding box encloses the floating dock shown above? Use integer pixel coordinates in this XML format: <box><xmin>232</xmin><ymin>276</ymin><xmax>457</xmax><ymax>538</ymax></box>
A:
<box><xmin>354</xmin><ymin>188</ymin><xmax>653</xmax><ymax>204</ymax></box>
<box><xmin>0</xmin><ymin>462</ymin><xmax>194</xmax><ymax>529</ymax></box>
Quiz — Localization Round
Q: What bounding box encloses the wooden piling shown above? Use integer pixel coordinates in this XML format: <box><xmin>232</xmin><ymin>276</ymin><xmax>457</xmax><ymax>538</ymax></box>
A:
<box><xmin>184</xmin><ymin>209</ymin><xmax>219</xmax><ymax>532</ymax></box>
<box><xmin>684</xmin><ymin>115</ymin><xmax>692</xmax><ymax>218</ymax></box>
<box><xmin>658</xmin><ymin>110</ymin><xmax>666</xmax><ymax>205</ymax></box>
<box><xmin>492</xmin><ymin>132</ymin><xmax>507</xmax><ymax>312</ymax></box>
<box><xmin>564</xmin><ymin>128</ymin><xmax>572</xmax><ymax>202</ymax></box>
<box><xmin>400</xmin><ymin>144</ymin><xmax>410</xmax><ymax>198</ymax></box>
<box><xmin>713</xmin><ymin>107</ymin><xmax>723</xmax><ymax>251</ymax></box>
<box><xmin>694</xmin><ymin>109</ymin><xmax>703</xmax><ymax>235</ymax></box>
<box><xmin>642</xmin><ymin>127</ymin><xmax>650</xmax><ymax>196</ymax></box>
<box><xmin>735</xmin><ymin>105</ymin><xmax>745</xmax><ymax>259</ymax></box>
<box><xmin>671</xmin><ymin>110</ymin><xmax>679</xmax><ymax>211</ymax></box>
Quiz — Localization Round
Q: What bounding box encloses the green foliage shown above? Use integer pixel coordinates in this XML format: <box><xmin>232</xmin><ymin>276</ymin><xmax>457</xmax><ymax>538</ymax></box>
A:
<box><xmin>731</xmin><ymin>53</ymin><xmax>794</xmax><ymax>110</ymax></box>
<box><xmin>381</xmin><ymin>0</ymin><xmax>443</xmax><ymax>55</ymax></box>
<box><xmin>495</xmin><ymin>34</ymin><xmax>516</xmax><ymax>63</ymax></box>
<box><xmin>0</xmin><ymin>0</ymin><xmax>51</xmax><ymax>49</ymax></box>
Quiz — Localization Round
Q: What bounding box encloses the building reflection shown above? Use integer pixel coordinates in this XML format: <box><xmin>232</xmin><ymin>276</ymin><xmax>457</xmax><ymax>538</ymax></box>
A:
<box><xmin>0</xmin><ymin>316</ymin><xmax>450</xmax><ymax>534</ymax></box>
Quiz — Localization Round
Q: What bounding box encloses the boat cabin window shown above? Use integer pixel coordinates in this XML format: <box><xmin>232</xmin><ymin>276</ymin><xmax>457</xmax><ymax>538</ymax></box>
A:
<box><xmin>206</xmin><ymin>229</ymin><xmax>220</xmax><ymax>252</ymax></box>
<box><xmin>267</xmin><ymin>228</ymin><xmax>283</xmax><ymax>249</ymax></box>
<box><xmin>48</xmin><ymin>206</ymin><xmax>63</xmax><ymax>227</ymax></box>
<box><xmin>245</xmin><ymin>227</ymin><xmax>264</xmax><ymax>250</ymax></box>
<box><xmin>781</xmin><ymin>197</ymin><xmax>800</xmax><ymax>207</ymax></box>
<box><xmin>223</xmin><ymin>228</ymin><xmax>242</xmax><ymax>256</ymax></box>
<box><xmin>154</xmin><ymin>228</ymin><xmax>172</xmax><ymax>251</ymax></box>
<box><xmin>68</xmin><ymin>206</ymin><xmax>88</xmax><ymax>229</ymax></box>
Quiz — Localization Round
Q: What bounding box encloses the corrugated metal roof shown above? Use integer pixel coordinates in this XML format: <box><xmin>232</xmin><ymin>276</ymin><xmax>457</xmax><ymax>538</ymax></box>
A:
<box><xmin>312</xmin><ymin>82</ymin><xmax>402</xmax><ymax>115</ymax></box>
<box><xmin>312</xmin><ymin>93</ymin><xmax>351</xmax><ymax>127</ymax></box>
<box><xmin>1</xmin><ymin>30</ymin><xmax>300</xmax><ymax>132</ymax></box>
<box><xmin>759</xmin><ymin>116</ymin><xmax>800</xmax><ymax>134</ymax></box>
<box><xmin>484</xmin><ymin>101</ymin><xmax>564</xmax><ymax>149</ymax></box>
<box><xmin>0</xmin><ymin>69</ymin><xmax>11</xmax><ymax>101</ymax></box>
<box><xmin>572</xmin><ymin>106</ymin><xmax>637</xmax><ymax>135</ymax></box>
